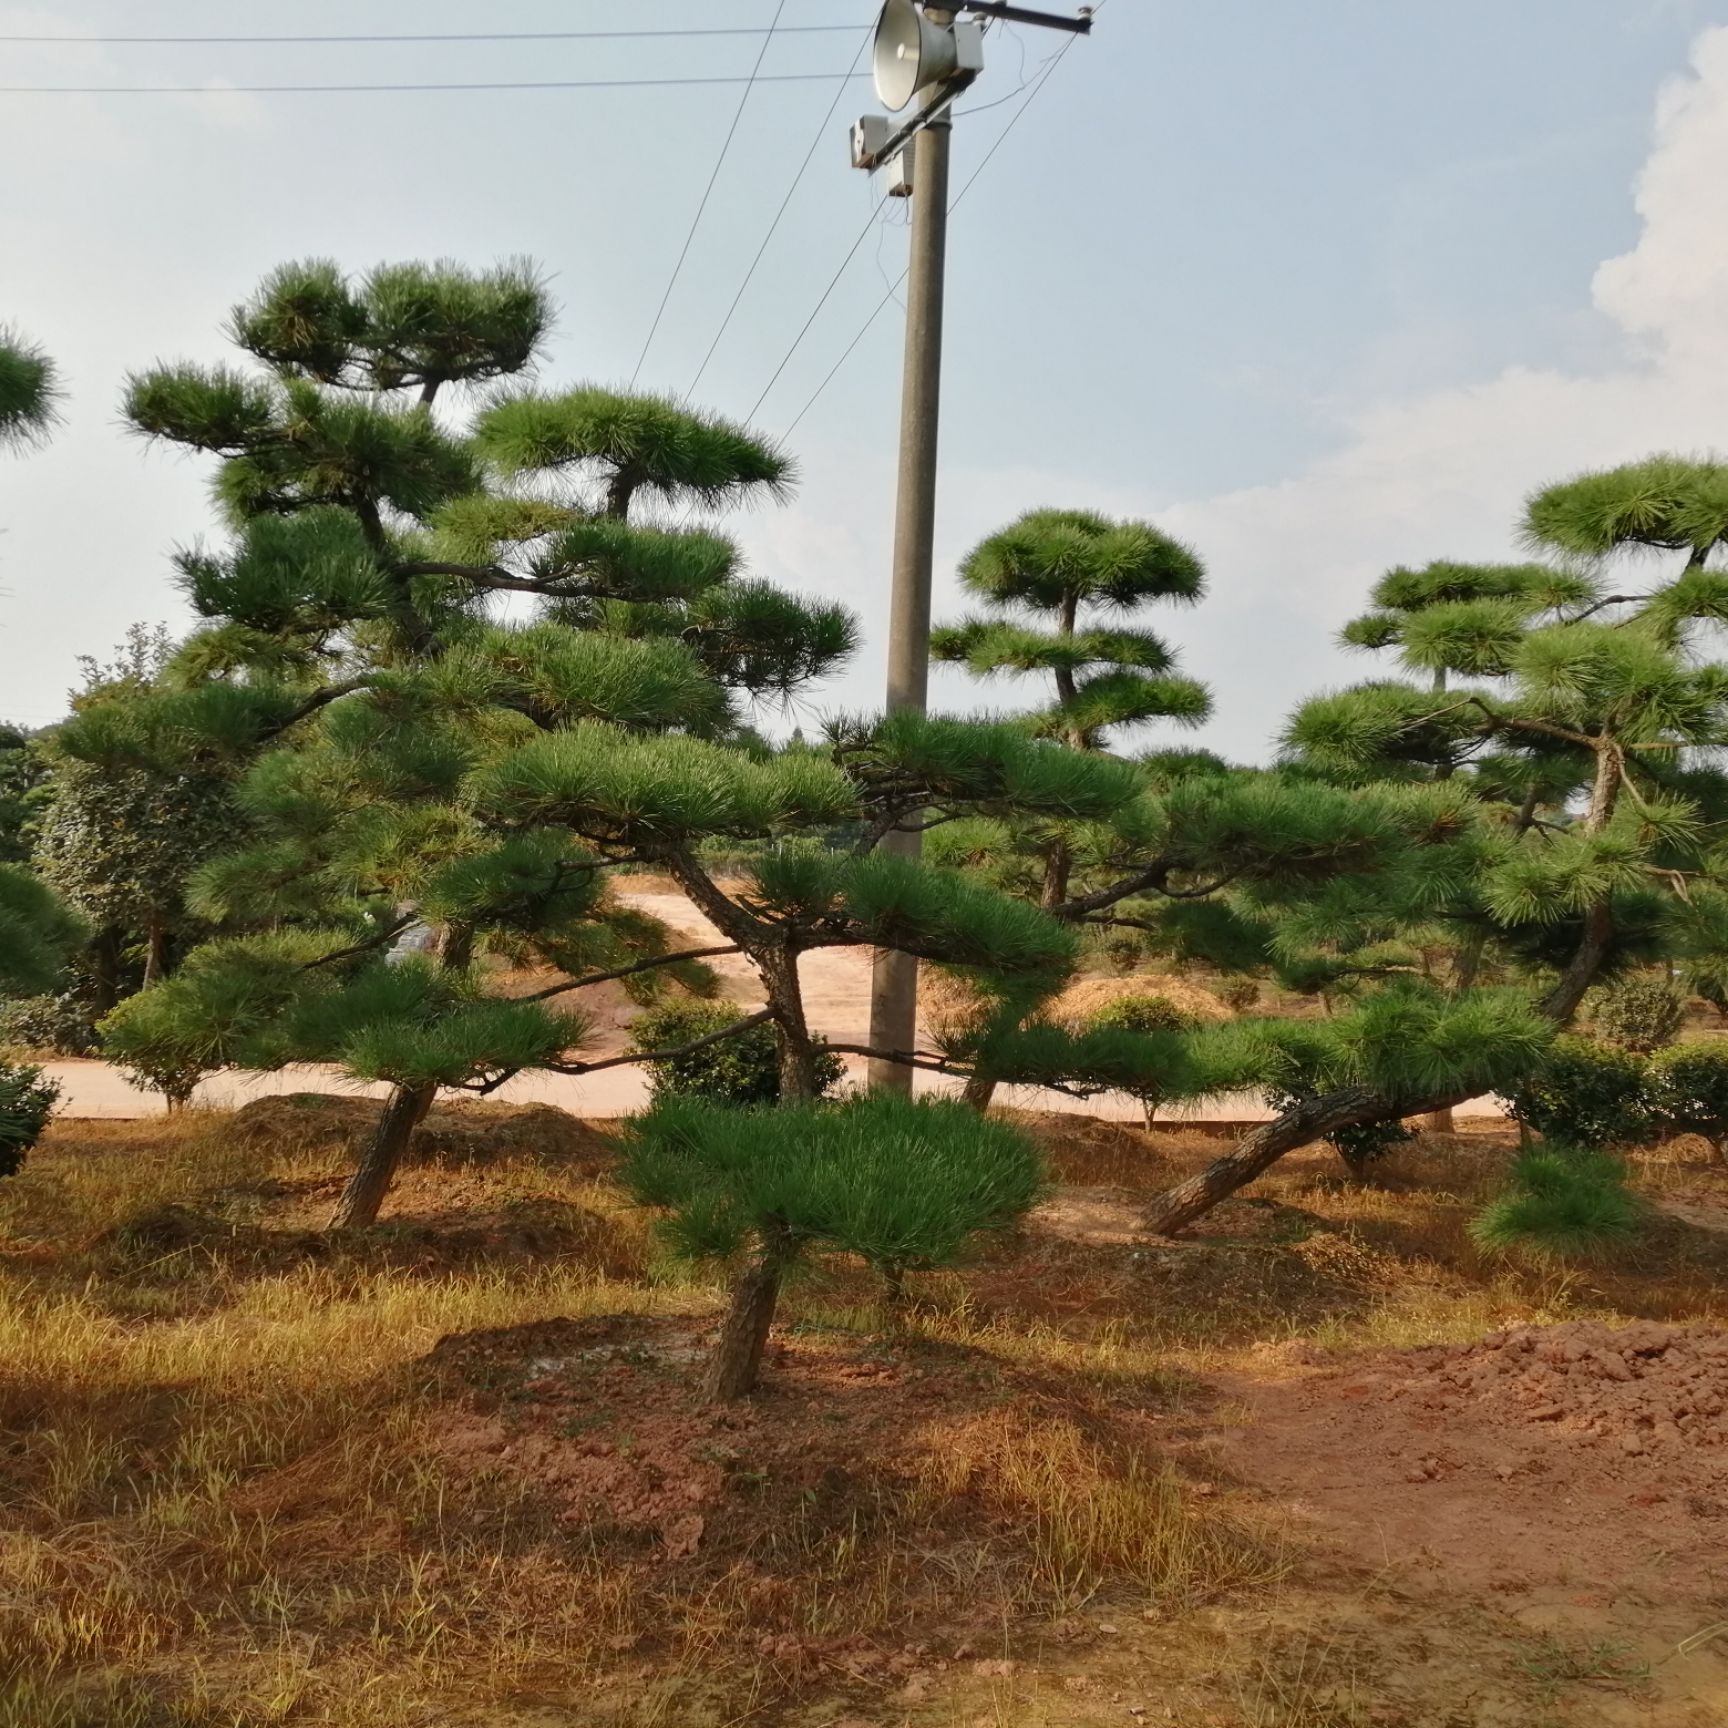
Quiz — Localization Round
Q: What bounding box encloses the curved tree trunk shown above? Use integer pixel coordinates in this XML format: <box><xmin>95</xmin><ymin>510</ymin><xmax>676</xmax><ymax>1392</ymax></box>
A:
<box><xmin>1140</xmin><ymin>742</ymin><xmax>1627</xmax><ymax>1235</ymax></box>
<box><xmin>707</xmin><ymin>1222</ymin><xmax>793</xmax><ymax>1401</ymax></box>
<box><xmin>961</xmin><ymin>1072</ymin><xmax>998</xmax><ymax>1114</ymax></box>
<box><xmin>760</xmin><ymin>945</ymin><xmax>821</xmax><ymax>1101</ymax></box>
<box><xmin>329</xmin><ymin>1080</ymin><xmax>436</xmax><ymax>1230</ymax></box>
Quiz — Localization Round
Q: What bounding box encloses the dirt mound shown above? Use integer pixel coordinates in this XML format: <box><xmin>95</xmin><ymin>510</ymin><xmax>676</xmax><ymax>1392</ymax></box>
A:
<box><xmin>1211</xmin><ymin>1320</ymin><xmax>1728</xmax><ymax>1600</ymax></box>
<box><xmin>227</xmin><ymin>1094</ymin><xmax>615</xmax><ymax>1171</ymax></box>
<box><xmin>1046</xmin><ymin>975</ymin><xmax>1232</xmax><ymax>1027</ymax></box>
<box><xmin>1403</xmin><ymin>1321</ymin><xmax>1728</xmax><ymax>1454</ymax></box>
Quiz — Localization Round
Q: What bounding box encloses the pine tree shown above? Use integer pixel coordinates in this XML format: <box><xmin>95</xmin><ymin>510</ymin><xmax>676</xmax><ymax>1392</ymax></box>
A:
<box><xmin>73</xmin><ymin>259</ymin><xmax>856</xmax><ymax>1226</ymax></box>
<box><xmin>1132</xmin><ymin>455</ymin><xmax>1728</xmax><ymax>1233</ymax></box>
<box><xmin>0</xmin><ymin>327</ymin><xmax>57</xmax><ymax>450</ymax></box>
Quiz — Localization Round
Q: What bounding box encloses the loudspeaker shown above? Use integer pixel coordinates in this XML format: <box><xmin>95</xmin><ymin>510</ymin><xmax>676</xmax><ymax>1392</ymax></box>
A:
<box><xmin>872</xmin><ymin>1</ymin><xmax>984</xmax><ymax>112</ymax></box>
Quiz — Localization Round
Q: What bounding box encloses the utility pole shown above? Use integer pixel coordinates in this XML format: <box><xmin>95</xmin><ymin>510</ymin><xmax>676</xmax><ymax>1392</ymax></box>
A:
<box><xmin>851</xmin><ymin>0</ymin><xmax>1091</xmax><ymax>1092</ymax></box>
<box><xmin>867</xmin><ymin>108</ymin><xmax>952</xmax><ymax>1092</ymax></box>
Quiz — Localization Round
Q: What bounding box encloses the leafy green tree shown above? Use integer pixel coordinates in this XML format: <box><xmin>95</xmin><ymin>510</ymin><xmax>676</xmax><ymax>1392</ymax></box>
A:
<box><xmin>622</xmin><ymin>1092</ymin><xmax>1042</xmax><ymax>1398</ymax></box>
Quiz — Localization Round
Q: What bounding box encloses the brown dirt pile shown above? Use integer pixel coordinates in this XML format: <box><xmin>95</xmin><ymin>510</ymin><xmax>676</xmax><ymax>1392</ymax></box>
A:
<box><xmin>228</xmin><ymin>1094</ymin><xmax>614</xmax><ymax>1171</ymax></box>
<box><xmin>1044</xmin><ymin>975</ymin><xmax>1232</xmax><ymax>1027</ymax></box>
<box><xmin>1407</xmin><ymin>1321</ymin><xmax>1728</xmax><ymax>1455</ymax></box>
<box><xmin>1211</xmin><ymin>1321</ymin><xmax>1728</xmax><ymax>1600</ymax></box>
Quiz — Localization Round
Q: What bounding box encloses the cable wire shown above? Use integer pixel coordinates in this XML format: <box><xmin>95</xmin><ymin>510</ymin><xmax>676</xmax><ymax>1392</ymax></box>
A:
<box><xmin>629</xmin><ymin>0</ymin><xmax>789</xmax><ymax>390</ymax></box>
<box><xmin>1</xmin><ymin>71</ymin><xmax>864</xmax><ymax>97</ymax></box>
<box><xmin>0</xmin><ymin>26</ymin><xmax>858</xmax><ymax>46</ymax></box>
<box><xmin>682</xmin><ymin>20</ymin><xmax>874</xmax><ymax>404</ymax></box>
<box><xmin>744</xmin><ymin>192</ymin><xmax>893</xmax><ymax>424</ymax></box>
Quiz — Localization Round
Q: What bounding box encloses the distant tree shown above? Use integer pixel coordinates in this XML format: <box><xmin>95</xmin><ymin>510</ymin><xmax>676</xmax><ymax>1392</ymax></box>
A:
<box><xmin>0</xmin><ymin>326</ymin><xmax>58</xmax><ymax>450</ymax></box>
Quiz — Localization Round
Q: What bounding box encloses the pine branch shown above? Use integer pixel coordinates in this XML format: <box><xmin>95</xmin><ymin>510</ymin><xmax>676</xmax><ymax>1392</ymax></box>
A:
<box><xmin>302</xmin><ymin>913</ymin><xmax>418</xmax><ymax>971</ymax></box>
<box><xmin>522</xmin><ymin>942</ymin><xmax>741</xmax><ymax>1001</ymax></box>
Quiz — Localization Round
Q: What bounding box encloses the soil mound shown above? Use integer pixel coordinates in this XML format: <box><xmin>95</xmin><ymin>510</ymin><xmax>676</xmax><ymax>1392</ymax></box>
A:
<box><xmin>1045</xmin><ymin>975</ymin><xmax>1233</xmax><ymax>1027</ymax></box>
<box><xmin>227</xmin><ymin>1094</ymin><xmax>615</xmax><ymax>1170</ymax></box>
<box><xmin>1400</xmin><ymin>1320</ymin><xmax>1728</xmax><ymax>1454</ymax></box>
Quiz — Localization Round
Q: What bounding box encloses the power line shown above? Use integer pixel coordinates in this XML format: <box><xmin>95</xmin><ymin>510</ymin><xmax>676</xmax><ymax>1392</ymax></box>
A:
<box><xmin>0</xmin><ymin>71</ymin><xmax>867</xmax><ymax>97</ymax></box>
<box><xmin>682</xmin><ymin>21</ymin><xmax>875</xmax><ymax>404</ymax></box>
<box><xmin>780</xmin><ymin>26</ymin><xmax>1087</xmax><ymax>442</ymax></box>
<box><xmin>0</xmin><ymin>26</ymin><xmax>859</xmax><ymax>46</ymax></box>
<box><xmin>630</xmin><ymin>0</ymin><xmax>790</xmax><ymax>390</ymax></box>
<box><xmin>744</xmin><ymin>192</ymin><xmax>893</xmax><ymax>424</ymax></box>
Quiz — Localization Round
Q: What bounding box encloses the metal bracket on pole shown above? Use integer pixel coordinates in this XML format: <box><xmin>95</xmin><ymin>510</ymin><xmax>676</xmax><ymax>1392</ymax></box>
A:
<box><xmin>850</xmin><ymin>81</ymin><xmax>969</xmax><ymax>173</ymax></box>
<box><xmin>957</xmin><ymin>2</ymin><xmax>1093</xmax><ymax>32</ymax></box>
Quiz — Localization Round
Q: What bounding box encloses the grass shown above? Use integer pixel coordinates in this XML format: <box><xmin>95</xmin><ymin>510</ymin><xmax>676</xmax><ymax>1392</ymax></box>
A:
<box><xmin>1</xmin><ymin>1104</ymin><xmax>1724</xmax><ymax>1725</ymax></box>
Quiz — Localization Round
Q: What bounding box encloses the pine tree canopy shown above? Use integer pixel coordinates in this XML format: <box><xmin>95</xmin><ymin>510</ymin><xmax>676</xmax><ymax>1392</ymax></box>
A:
<box><xmin>472</xmin><ymin>387</ymin><xmax>795</xmax><ymax>519</ymax></box>
<box><xmin>0</xmin><ymin>328</ymin><xmax>59</xmax><ymax>450</ymax></box>
<box><xmin>228</xmin><ymin>257</ymin><xmax>551</xmax><ymax>397</ymax></box>
<box><xmin>1524</xmin><ymin>455</ymin><xmax>1728</xmax><ymax>560</ymax></box>
<box><xmin>932</xmin><ymin>509</ymin><xmax>1210</xmax><ymax>750</ymax></box>
<box><xmin>621</xmin><ymin>1093</ymin><xmax>1043</xmax><ymax>1272</ymax></box>
<box><xmin>0</xmin><ymin>864</ymin><xmax>84</xmax><ymax>998</ymax></box>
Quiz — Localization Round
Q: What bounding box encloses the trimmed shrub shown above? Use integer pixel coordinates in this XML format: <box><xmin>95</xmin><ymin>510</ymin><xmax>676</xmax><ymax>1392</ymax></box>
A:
<box><xmin>629</xmin><ymin>999</ymin><xmax>843</xmax><ymax>1107</ymax></box>
<box><xmin>1649</xmin><ymin>1042</ymin><xmax>1728</xmax><ymax>1159</ymax></box>
<box><xmin>97</xmin><ymin>987</ymin><xmax>215</xmax><ymax>1109</ymax></box>
<box><xmin>1592</xmin><ymin>975</ymin><xmax>1686</xmax><ymax>1054</ymax></box>
<box><xmin>1086</xmin><ymin>993</ymin><xmax>1196</xmax><ymax>1127</ymax></box>
<box><xmin>1504</xmin><ymin>1036</ymin><xmax>1655</xmax><ymax>1149</ymax></box>
<box><xmin>0</xmin><ymin>1061</ymin><xmax>60</xmax><ymax>1176</ymax></box>
<box><xmin>1219</xmin><ymin>976</ymin><xmax>1261</xmax><ymax>1013</ymax></box>
<box><xmin>1470</xmin><ymin>1146</ymin><xmax>1644</xmax><ymax>1261</ymax></box>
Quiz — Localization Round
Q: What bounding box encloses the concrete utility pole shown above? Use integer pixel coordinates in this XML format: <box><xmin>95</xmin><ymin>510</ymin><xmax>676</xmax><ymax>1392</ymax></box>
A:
<box><xmin>866</xmin><ymin>110</ymin><xmax>952</xmax><ymax>1093</ymax></box>
<box><xmin>850</xmin><ymin>0</ymin><xmax>1091</xmax><ymax>1091</ymax></box>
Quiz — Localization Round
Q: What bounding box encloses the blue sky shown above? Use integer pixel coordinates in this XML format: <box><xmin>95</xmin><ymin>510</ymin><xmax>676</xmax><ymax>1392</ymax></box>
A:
<box><xmin>4</xmin><ymin>0</ymin><xmax>1727</xmax><ymax>758</ymax></box>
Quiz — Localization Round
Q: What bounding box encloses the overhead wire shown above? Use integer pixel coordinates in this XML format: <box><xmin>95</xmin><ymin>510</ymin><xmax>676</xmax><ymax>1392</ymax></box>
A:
<box><xmin>779</xmin><ymin>14</ymin><xmax>1093</xmax><ymax>443</ymax></box>
<box><xmin>629</xmin><ymin>0</ymin><xmax>790</xmax><ymax>390</ymax></box>
<box><xmin>681</xmin><ymin>19</ymin><xmax>875</xmax><ymax>404</ymax></box>
<box><xmin>0</xmin><ymin>26</ymin><xmax>859</xmax><ymax>46</ymax></box>
<box><xmin>1</xmin><ymin>71</ymin><xmax>865</xmax><ymax>97</ymax></box>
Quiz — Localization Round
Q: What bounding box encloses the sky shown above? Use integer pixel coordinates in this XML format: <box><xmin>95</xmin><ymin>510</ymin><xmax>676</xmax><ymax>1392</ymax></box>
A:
<box><xmin>3</xmin><ymin>0</ymin><xmax>1727</xmax><ymax>760</ymax></box>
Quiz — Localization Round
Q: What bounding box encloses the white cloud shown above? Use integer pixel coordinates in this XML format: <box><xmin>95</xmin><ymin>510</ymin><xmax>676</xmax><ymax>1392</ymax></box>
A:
<box><xmin>747</xmin><ymin>25</ymin><xmax>1728</xmax><ymax>763</ymax></box>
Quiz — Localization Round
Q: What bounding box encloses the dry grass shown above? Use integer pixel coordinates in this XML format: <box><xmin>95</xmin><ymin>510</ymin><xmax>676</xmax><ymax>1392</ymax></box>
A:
<box><xmin>4</xmin><ymin>1102</ymin><xmax>1725</xmax><ymax>1726</ymax></box>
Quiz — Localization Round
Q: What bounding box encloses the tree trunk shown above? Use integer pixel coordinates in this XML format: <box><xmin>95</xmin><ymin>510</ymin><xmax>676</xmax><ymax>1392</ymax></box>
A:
<box><xmin>962</xmin><ymin>1071</ymin><xmax>998</xmax><ymax>1114</ymax></box>
<box><xmin>706</xmin><ymin>1224</ymin><xmax>793</xmax><ymax>1401</ymax></box>
<box><xmin>1144</xmin><ymin>1084</ymin><xmax>1474</xmax><ymax>1236</ymax></box>
<box><xmin>759</xmin><ymin>945</ymin><xmax>821</xmax><ymax>1101</ymax></box>
<box><xmin>1418</xmin><ymin>1107</ymin><xmax>1454</xmax><ymax>1135</ymax></box>
<box><xmin>90</xmin><ymin>925</ymin><xmax>123</xmax><ymax>1015</ymax></box>
<box><xmin>1141</xmin><ymin>1095</ymin><xmax>1159</xmax><ymax>1130</ymax></box>
<box><xmin>1139</xmin><ymin>741</ymin><xmax>1629</xmax><ymax>1236</ymax></box>
<box><xmin>141</xmin><ymin>915</ymin><xmax>168</xmax><ymax>989</ymax></box>
<box><xmin>329</xmin><ymin>1080</ymin><xmax>435</xmax><ymax>1230</ymax></box>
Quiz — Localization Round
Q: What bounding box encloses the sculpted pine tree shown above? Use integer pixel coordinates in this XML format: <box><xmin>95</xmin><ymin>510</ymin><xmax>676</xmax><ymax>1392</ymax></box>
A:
<box><xmin>75</xmin><ymin>259</ymin><xmax>855</xmax><ymax>1227</ymax></box>
<box><xmin>0</xmin><ymin>327</ymin><xmax>57</xmax><ymax>451</ymax></box>
<box><xmin>1132</xmin><ymin>456</ymin><xmax>1728</xmax><ymax>1233</ymax></box>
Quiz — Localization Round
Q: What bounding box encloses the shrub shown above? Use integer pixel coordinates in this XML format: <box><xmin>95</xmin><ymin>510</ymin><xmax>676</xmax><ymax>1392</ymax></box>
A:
<box><xmin>1592</xmin><ymin>974</ymin><xmax>1686</xmax><ymax>1053</ymax></box>
<box><xmin>1086</xmin><ymin>994</ymin><xmax>1195</xmax><ymax>1126</ymax></box>
<box><xmin>0</xmin><ymin>1061</ymin><xmax>59</xmax><ymax>1176</ymax></box>
<box><xmin>1504</xmin><ymin>1036</ymin><xmax>1655</xmax><ymax>1149</ymax></box>
<box><xmin>1219</xmin><ymin>976</ymin><xmax>1261</xmax><ymax>1013</ymax></box>
<box><xmin>1691</xmin><ymin>970</ymin><xmax>1728</xmax><ymax>1022</ymax></box>
<box><xmin>98</xmin><ymin>988</ymin><xmax>214</xmax><ymax>1109</ymax></box>
<box><xmin>1470</xmin><ymin>1146</ymin><xmax>1644</xmax><ymax>1261</ymax></box>
<box><xmin>1649</xmin><ymin>1042</ymin><xmax>1728</xmax><ymax>1159</ymax></box>
<box><xmin>0</xmin><ymin>990</ymin><xmax>99</xmax><ymax>1056</ymax></box>
<box><xmin>628</xmin><ymin>999</ymin><xmax>843</xmax><ymax>1107</ymax></box>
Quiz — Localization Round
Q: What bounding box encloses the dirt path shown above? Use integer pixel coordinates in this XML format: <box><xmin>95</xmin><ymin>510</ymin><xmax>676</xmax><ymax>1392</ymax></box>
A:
<box><xmin>39</xmin><ymin>884</ymin><xmax>1507</xmax><ymax>1124</ymax></box>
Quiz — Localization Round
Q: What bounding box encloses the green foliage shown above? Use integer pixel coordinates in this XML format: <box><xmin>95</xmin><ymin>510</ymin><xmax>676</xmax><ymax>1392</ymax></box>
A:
<box><xmin>473</xmin><ymin>387</ymin><xmax>794</xmax><ymax>516</ymax></box>
<box><xmin>230</xmin><ymin>256</ymin><xmax>550</xmax><ymax>394</ymax></box>
<box><xmin>474</xmin><ymin>724</ymin><xmax>855</xmax><ymax>844</ymax></box>
<box><xmin>620</xmin><ymin>1092</ymin><xmax>1042</xmax><ymax>1275</ymax></box>
<box><xmin>629</xmin><ymin>1000</ymin><xmax>842</xmax><ymax>1108</ymax></box>
<box><xmin>1648</xmin><ymin>1042</ymin><xmax>1728</xmax><ymax>1156</ymax></box>
<box><xmin>933</xmin><ymin>508</ymin><xmax>1209</xmax><ymax>748</ymax></box>
<box><xmin>1470</xmin><ymin>1147</ymin><xmax>1644</xmax><ymax>1261</ymax></box>
<box><xmin>0</xmin><ymin>992</ymin><xmax>98</xmax><ymax>1057</ymax></box>
<box><xmin>0</xmin><ymin>724</ymin><xmax>50</xmax><ymax>866</ymax></box>
<box><xmin>1504</xmin><ymin>1036</ymin><xmax>1655</xmax><ymax>1149</ymax></box>
<box><xmin>1524</xmin><ymin>455</ymin><xmax>1728</xmax><ymax>561</ymax></box>
<box><xmin>0</xmin><ymin>328</ymin><xmax>59</xmax><ymax>449</ymax></box>
<box><xmin>0</xmin><ymin>863</ymin><xmax>84</xmax><ymax>998</ymax></box>
<box><xmin>0</xmin><ymin>1062</ymin><xmax>59</xmax><ymax>1177</ymax></box>
<box><xmin>1590</xmin><ymin>974</ymin><xmax>1686</xmax><ymax>1053</ymax></box>
<box><xmin>1086</xmin><ymin>994</ymin><xmax>1195</xmax><ymax>1037</ymax></box>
